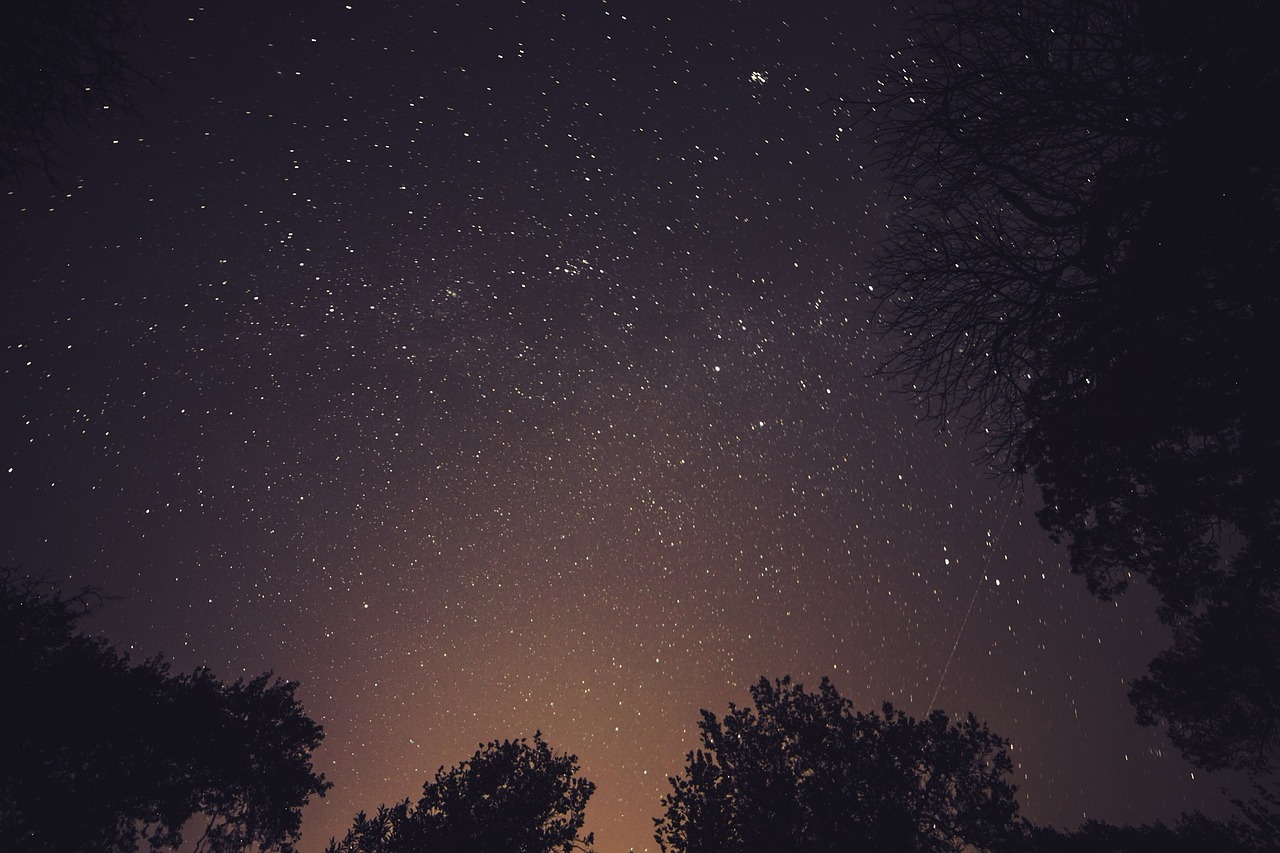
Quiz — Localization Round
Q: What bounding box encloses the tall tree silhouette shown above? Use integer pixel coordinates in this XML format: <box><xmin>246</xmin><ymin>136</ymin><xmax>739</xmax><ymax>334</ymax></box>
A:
<box><xmin>0</xmin><ymin>569</ymin><xmax>330</xmax><ymax>852</ymax></box>
<box><xmin>654</xmin><ymin>676</ymin><xmax>1021</xmax><ymax>853</ymax></box>
<box><xmin>852</xmin><ymin>0</ymin><xmax>1280</xmax><ymax>780</ymax></box>
<box><xmin>1</xmin><ymin>0</ymin><xmax>148</xmax><ymax>183</ymax></box>
<box><xmin>327</xmin><ymin>732</ymin><xmax>595</xmax><ymax>853</ymax></box>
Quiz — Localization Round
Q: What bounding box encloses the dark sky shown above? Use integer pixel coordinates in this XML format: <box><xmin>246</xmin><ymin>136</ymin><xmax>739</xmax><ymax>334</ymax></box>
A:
<box><xmin>1</xmin><ymin>1</ymin><xmax>1237</xmax><ymax>850</ymax></box>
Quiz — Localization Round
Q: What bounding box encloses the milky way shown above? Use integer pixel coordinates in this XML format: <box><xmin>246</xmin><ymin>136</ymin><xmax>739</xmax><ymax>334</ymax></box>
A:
<box><xmin>1</xmin><ymin>2</ymin><xmax>1234</xmax><ymax>850</ymax></box>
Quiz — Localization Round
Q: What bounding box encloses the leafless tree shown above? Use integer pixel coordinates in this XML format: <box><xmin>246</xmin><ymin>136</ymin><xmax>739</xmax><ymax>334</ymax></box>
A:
<box><xmin>844</xmin><ymin>0</ymin><xmax>1280</xmax><ymax>783</ymax></box>
<box><xmin>1</xmin><ymin>0</ymin><xmax>148</xmax><ymax>183</ymax></box>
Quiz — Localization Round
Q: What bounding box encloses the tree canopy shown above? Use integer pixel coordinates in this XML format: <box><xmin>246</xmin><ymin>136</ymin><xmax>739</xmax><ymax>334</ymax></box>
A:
<box><xmin>0</xmin><ymin>569</ymin><xmax>330</xmax><ymax>853</ymax></box>
<box><xmin>856</xmin><ymin>0</ymin><xmax>1280</xmax><ymax>780</ymax></box>
<box><xmin>327</xmin><ymin>732</ymin><xmax>595</xmax><ymax>853</ymax></box>
<box><xmin>654</xmin><ymin>676</ymin><xmax>1021</xmax><ymax>853</ymax></box>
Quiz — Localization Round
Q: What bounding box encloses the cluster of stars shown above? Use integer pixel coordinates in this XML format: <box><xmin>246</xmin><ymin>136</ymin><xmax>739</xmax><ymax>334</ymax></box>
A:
<box><xmin>1</xmin><ymin>1</ymin><xmax>1230</xmax><ymax>850</ymax></box>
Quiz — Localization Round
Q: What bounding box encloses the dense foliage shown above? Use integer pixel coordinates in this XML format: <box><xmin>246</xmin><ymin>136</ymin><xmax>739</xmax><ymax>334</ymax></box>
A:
<box><xmin>654</xmin><ymin>676</ymin><xmax>1021</xmax><ymax>852</ymax></box>
<box><xmin>1</xmin><ymin>569</ymin><xmax>330</xmax><ymax>852</ymax></box>
<box><xmin>327</xmin><ymin>732</ymin><xmax>595</xmax><ymax>853</ymax></box>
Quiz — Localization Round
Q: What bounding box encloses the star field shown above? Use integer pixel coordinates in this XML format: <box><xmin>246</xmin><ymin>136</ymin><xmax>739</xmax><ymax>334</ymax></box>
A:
<box><xmin>1</xmin><ymin>2</ymin><xmax>1237</xmax><ymax>850</ymax></box>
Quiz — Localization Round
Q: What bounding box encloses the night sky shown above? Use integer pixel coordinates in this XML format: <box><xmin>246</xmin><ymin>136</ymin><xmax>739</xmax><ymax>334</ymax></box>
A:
<box><xmin>1</xmin><ymin>2</ymin><xmax>1238</xmax><ymax>850</ymax></box>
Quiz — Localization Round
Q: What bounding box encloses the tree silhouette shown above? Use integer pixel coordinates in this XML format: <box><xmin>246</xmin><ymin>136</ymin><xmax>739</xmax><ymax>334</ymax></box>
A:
<box><xmin>0</xmin><ymin>569</ymin><xmax>330</xmax><ymax>852</ymax></box>
<box><xmin>851</xmin><ymin>0</ymin><xmax>1280</xmax><ymax>779</ymax></box>
<box><xmin>327</xmin><ymin>732</ymin><xmax>595</xmax><ymax>853</ymax></box>
<box><xmin>1023</xmin><ymin>813</ymin><xmax>1262</xmax><ymax>852</ymax></box>
<box><xmin>1</xmin><ymin>0</ymin><xmax>148</xmax><ymax>183</ymax></box>
<box><xmin>654</xmin><ymin>676</ymin><xmax>1021</xmax><ymax>853</ymax></box>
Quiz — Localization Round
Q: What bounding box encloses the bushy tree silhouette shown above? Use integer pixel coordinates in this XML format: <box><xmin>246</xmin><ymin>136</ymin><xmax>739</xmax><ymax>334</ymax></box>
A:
<box><xmin>327</xmin><ymin>732</ymin><xmax>595</xmax><ymax>853</ymax></box>
<box><xmin>851</xmin><ymin>0</ymin><xmax>1280</xmax><ymax>780</ymax></box>
<box><xmin>654</xmin><ymin>676</ymin><xmax>1021</xmax><ymax>853</ymax></box>
<box><xmin>0</xmin><ymin>569</ymin><xmax>330</xmax><ymax>853</ymax></box>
